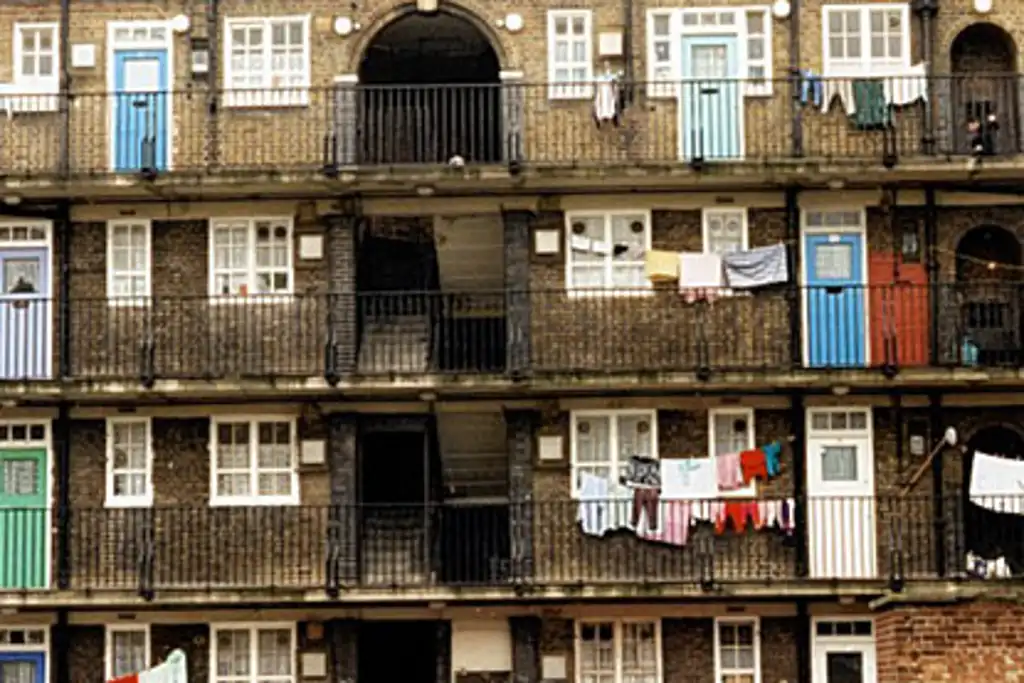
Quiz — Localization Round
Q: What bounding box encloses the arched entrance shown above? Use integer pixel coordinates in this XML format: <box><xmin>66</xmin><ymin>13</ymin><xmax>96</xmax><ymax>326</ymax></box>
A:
<box><xmin>357</xmin><ymin>9</ymin><xmax>503</xmax><ymax>165</ymax></box>
<box><xmin>954</xmin><ymin>225</ymin><xmax>1022</xmax><ymax>365</ymax></box>
<box><xmin>950</xmin><ymin>23</ymin><xmax>1020</xmax><ymax>153</ymax></box>
<box><xmin>963</xmin><ymin>426</ymin><xmax>1024</xmax><ymax>574</ymax></box>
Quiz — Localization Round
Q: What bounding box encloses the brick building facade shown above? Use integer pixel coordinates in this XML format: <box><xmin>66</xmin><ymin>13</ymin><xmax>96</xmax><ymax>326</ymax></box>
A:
<box><xmin>0</xmin><ymin>1</ymin><xmax>1020</xmax><ymax>683</ymax></box>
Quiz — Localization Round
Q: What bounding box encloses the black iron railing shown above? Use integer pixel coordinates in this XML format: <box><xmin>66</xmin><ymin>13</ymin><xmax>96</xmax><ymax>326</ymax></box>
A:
<box><xmin>0</xmin><ymin>494</ymin><xmax>1007</xmax><ymax>593</ymax></box>
<box><xmin>0</xmin><ymin>75</ymin><xmax>1013</xmax><ymax>179</ymax></box>
<box><xmin>0</xmin><ymin>283</ymin><xmax>1019</xmax><ymax>381</ymax></box>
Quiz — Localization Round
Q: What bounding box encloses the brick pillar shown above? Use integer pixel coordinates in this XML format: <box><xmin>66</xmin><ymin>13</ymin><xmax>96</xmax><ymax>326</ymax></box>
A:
<box><xmin>503</xmin><ymin>210</ymin><xmax>532</xmax><ymax>377</ymax></box>
<box><xmin>510</xmin><ymin>617</ymin><xmax>540</xmax><ymax>683</ymax></box>
<box><xmin>326</xmin><ymin>212</ymin><xmax>358</xmax><ymax>381</ymax></box>
<box><xmin>328</xmin><ymin>619</ymin><xmax>358</xmax><ymax>683</ymax></box>
<box><xmin>332</xmin><ymin>75</ymin><xmax>359</xmax><ymax>166</ymax></box>
<box><xmin>327</xmin><ymin>414</ymin><xmax>358</xmax><ymax>588</ymax></box>
<box><xmin>434</xmin><ymin>621</ymin><xmax>452</xmax><ymax>683</ymax></box>
<box><xmin>506</xmin><ymin>410</ymin><xmax>535</xmax><ymax>581</ymax></box>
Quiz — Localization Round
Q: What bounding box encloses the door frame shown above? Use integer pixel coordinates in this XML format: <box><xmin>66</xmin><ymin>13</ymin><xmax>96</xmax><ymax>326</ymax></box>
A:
<box><xmin>810</xmin><ymin>618</ymin><xmax>877</xmax><ymax>683</ymax></box>
<box><xmin>677</xmin><ymin>33</ymin><xmax>745</xmax><ymax>161</ymax></box>
<box><xmin>805</xmin><ymin>407</ymin><xmax>876</xmax><ymax>579</ymax></box>
<box><xmin>799</xmin><ymin>209</ymin><xmax>871</xmax><ymax>367</ymax></box>
<box><xmin>0</xmin><ymin>421</ymin><xmax>53</xmax><ymax>590</ymax></box>
<box><xmin>106</xmin><ymin>20</ymin><xmax>176</xmax><ymax>172</ymax></box>
<box><xmin>0</xmin><ymin>221</ymin><xmax>54</xmax><ymax>381</ymax></box>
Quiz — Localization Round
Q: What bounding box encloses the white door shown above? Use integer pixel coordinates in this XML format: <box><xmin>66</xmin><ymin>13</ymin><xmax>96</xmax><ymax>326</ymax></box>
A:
<box><xmin>806</xmin><ymin>408</ymin><xmax>876</xmax><ymax>579</ymax></box>
<box><xmin>812</xmin><ymin>620</ymin><xmax>877</xmax><ymax>683</ymax></box>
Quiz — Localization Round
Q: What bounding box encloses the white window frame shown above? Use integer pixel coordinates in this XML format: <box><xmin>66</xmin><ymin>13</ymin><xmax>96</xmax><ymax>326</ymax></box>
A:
<box><xmin>574</xmin><ymin>619</ymin><xmax>663</xmax><ymax>683</ymax></box>
<box><xmin>821</xmin><ymin>4</ymin><xmax>911</xmax><ymax>77</ymax></box>
<box><xmin>105</xmin><ymin>417</ymin><xmax>155</xmax><ymax>508</ymax></box>
<box><xmin>210</xmin><ymin>623</ymin><xmax>297</xmax><ymax>683</ymax></box>
<box><xmin>13</xmin><ymin>22</ymin><xmax>59</xmax><ymax>91</ymax></box>
<box><xmin>570</xmin><ymin>409</ymin><xmax>659</xmax><ymax>499</ymax></box>
<box><xmin>702</xmin><ymin>207</ymin><xmax>750</xmax><ymax>254</ymax></box>
<box><xmin>208</xmin><ymin>217</ymin><xmax>295</xmax><ymax>301</ymax></box>
<box><xmin>210</xmin><ymin>416</ymin><xmax>299</xmax><ymax>507</ymax></box>
<box><xmin>105</xmin><ymin>625</ymin><xmax>151</xmax><ymax>682</ymax></box>
<box><xmin>708</xmin><ymin>408</ymin><xmax>757</xmax><ymax>498</ymax></box>
<box><xmin>223</xmin><ymin>15</ymin><xmax>311</xmax><ymax>108</ymax></box>
<box><xmin>646</xmin><ymin>8</ymin><xmax>774</xmax><ymax>99</ymax></box>
<box><xmin>106</xmin><ymin>219</ymin><xmax>152</xmax><ymax>306</ymax></box>
<box><xmin>547</xmin><ymin>10</ymin><xmax>594</xmax><ymax>100</ymax></box>
<box><xmin>564</xmin><ymin>210</ymin><xmax>653</xmax><ymax>297</ymax></box>
<box><xmin>713</xmin><ymin>617</ymin><xmax>762</xmax><ymax>683</ymax></box>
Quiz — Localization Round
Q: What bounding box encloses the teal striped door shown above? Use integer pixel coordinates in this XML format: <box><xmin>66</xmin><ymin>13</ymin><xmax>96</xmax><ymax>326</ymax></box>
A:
<box><xmin>0</xmin><ymin>448</ymin><xmax>48</xmax><ymax>589</ymax></box>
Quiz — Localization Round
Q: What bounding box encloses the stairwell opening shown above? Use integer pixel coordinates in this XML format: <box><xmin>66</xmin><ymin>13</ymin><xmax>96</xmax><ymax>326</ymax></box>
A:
<box><xmin>963</xmin><ymin>425</ymin><xmax>1024</xmax><ymax>574</ymax></box>
<box><xmin>358</xmin><ymin>621</ymin><xmax>438</xmax><ymax>683</ymax></box>
<box><xmin>358</xmin><ymin>9</ymin><xmax>503</xmax><ymax>164</ymax></box>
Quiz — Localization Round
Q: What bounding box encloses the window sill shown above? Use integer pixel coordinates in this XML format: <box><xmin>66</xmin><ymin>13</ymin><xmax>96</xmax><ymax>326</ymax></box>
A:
<box><xmin>548</xmin><ymin>85</ymin><xmax>595</xmax><ymax>101</ymax></box>
<box><xmin>223</xmin><ymin>89</ymin><xmax>310</xmax><ymax>109</ymax></box>
<box><xmin>106</xmin><ymin>297</ymin><xmax>153</xmax><ymax>308</ymax></box>
<box><xmin>104</xmin><ymin>497</ymin><xmax>154</xmax><ymax>509</ymax></box>
<box><xmin>209</xmin><ymin>496</ymin><xmax>300</xmax><ymax>508</ymax></box>
<box><xmin>206</xmin><ymin>293</ymin><xmax>297</xmax><ymax>305</ymax></box>
<box><xmin>565</xmin><ymin>287</ymin><xmax>655</xmax><ymax>300</ymax></box>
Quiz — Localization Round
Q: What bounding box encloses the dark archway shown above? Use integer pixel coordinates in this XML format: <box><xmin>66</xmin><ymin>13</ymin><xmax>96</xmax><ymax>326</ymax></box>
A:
<box><xmin>357</xmin><ymin>10</ymin><xmax>503</xmax><ymax>165</ymax></box>
<box><xmin>954</xmin><ymin>225</ymin><xmax>1022</xmax><ymax>364</ymax></box>
<box><xmin>950</xmin><ymin>23</ymin><xmax>1020</xmax><ymax>153</ymax></box>
<box><xmin>963</xmin><ymin>426</ymin><xmax>1024</xmax><ymax>573</ymax></box>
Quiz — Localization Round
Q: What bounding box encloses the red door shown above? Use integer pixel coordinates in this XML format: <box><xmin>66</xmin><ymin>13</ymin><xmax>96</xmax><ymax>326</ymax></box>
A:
<box><xmin>869</xmin><ymin>254</ymin><xmax>929</xmax><ymax>367</ymax></box>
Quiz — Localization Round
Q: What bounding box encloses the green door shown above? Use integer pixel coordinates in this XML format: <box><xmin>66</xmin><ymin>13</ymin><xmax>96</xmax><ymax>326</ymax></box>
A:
<box><xmin>0</xmin><ymin>448</ymin><xmax>48</xmax><ymax>589</ymax></box>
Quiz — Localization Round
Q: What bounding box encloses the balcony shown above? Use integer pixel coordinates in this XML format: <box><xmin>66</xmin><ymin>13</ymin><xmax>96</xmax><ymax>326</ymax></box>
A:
<box><xmin>0</xmin><ymin>283</ymin><xmax>1020</xmax><ymax>383</ymax></box>
<box><xmin>0</xmin><ymin>75</ymin><xmax>1017</xmax><ymax>181</ymax></box>
<box><xmin>0</xmin><ymin>495</ymin><xmax>1010</xmax><ymax>595</ymax></box>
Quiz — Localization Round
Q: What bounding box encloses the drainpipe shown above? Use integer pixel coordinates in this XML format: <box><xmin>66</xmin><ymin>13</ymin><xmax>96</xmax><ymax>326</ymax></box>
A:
<box><xmin>58</xmin><ymin>0</ymin><xmax>71</xmax><ymax>176</ymax></box>
<box><xmin>53</xmin><ymin>609</ymin><xmax>70</xmax><ymax>683</ymax></box>
<box><xmin>795</xmin><ymin>601</ymin><xmax>811</xmax><ymax>683</ymax></box>
<box><xmin>207</xmin><ymin>0</ymin><xmax>221</xmax><ymax>169</ymax></box>
<box><xmin>790</xmin><ymin>392</ymin><xmax>808</xmax><ymax>578</ymax></box>
<box><xmin>789</xmin><ymin>0</ymin><xmax>802</xmax><ymax>156</ymax></box>
<box><xmin>924</xmin><ymin>187</ymin><xmax>939</xmax><ymax>365</ymax></box>
<box><xmin>913</xmin><ymin>0</ymin><xmax>938</xmax><ymax>151</ymax></box>
<box><xmin>785</xmin><ymin>187</ymin><xmax>801</xmax><ymax>368</ymax></box>
<box><xmin>928</xmin><ymin>392</ymin><xmax>946</xmax><ymax>577</ymax></box>
<box><xmin>55</xmin><ymin>402</ymin><xmax>72</xmax><ymax>590</ymax></box>
<box><xmin>57</xmin><ymin>202</ymin><xmax>71</xmax><ymax>379</ymax></box>
<box><xmin>622</xmin><ymin>0</ymin><xmax>634</xmax><ymax>106</ymax></box>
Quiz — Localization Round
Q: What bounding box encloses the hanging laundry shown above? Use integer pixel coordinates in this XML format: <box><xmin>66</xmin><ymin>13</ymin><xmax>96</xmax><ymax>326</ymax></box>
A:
<box><xmin>722</xmin><ymin>243</ymin><xmax>789</xmax><ymax>289</ymax></box>
<box><xmin>883</xmin><ymin>63</ymin><xmax>928</xmax><ymax>107</ymax></box>
<box><xmin>714</xmin><ymin>502</ymin><xmax>761</xmax><ymax>534</ymax></box>
<box><xmin>821</xmin><ymin>78</ymin><xmax>855</xmax><ymax>115</ymax></box>
<box><xmin>762</xmin><ymin>441</ymin><xmax>782</xmax><ymax>477</ymax></box>
<box><xmin>593</xmin><ymin>73</ymin><xmax>621</xmax><ymax>128</ymax></box>
<box><xmin>577</xmin><ymin>472</ymin><xmax>617</xmax><ymax>536</ymax></box>
<box><xmin>716</xmin><ymin>452</ymin><xmax>744</xmax><ymax>491</ymax></box>
<box><xmin>645</xmin><ymin>249</ymin><xmax>680</xmax><ymax>282</ymax></box>
<box><xmin>799</xmin><ymin>70</ymin><xmax>824</xmax><ymax>108</ymax></box>
<box><xmin>969</xmin><ymin>452</ymin><xmax>1024</xmax><ymax>514</ymax></box>
<box><xmin>637</xmin><ymin>501</ymin><xmax>691</xmax><ymax>546</ymax></box>
<box><xmin>621</xmin><ymin>455</ymin><xmax>661</xmax><ymax>532</ymax></box>
<box><xmin>739</xmin><ymin>448</ymin><xmax>768</xmax><ymax>485</ymax></box>
<box><xmin>661</xmin><ymin>458</ymin><xmax>717</xmax><ymax>500</ymax></box>
<box><xmin>679</xmin><ymin>252</ymin><xmax>723</xmax><ymax>303</ymax></box>
<box><xmin>851</xmin><ymin>80</ymin><xmax>889</xmax><ymax>129</ymax></box>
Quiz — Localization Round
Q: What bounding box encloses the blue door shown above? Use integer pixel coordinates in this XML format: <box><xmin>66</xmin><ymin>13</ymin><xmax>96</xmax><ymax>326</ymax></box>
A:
<box><xmin>804</xmin><ymin>233</ymin><xmax>867</xmax><ymax>368</ymax></box>
<box><xmin>0</xmin><ymin>652</ymin><xmax>46</xmax><ymax>683</ymax></box>
<box><xmin>680</xmin><ymin>35</ymin><xmax>742</xmax><ymax>160</ymax></box>
<box><xmin>0</xmin><ymin>249</ymin><xmax>51</xmax><ymax>380</ymax></box>
<box><xmin>113</xmin><ymin>49</ymin><xmax>169</xmax><ymax>172</ymax></box>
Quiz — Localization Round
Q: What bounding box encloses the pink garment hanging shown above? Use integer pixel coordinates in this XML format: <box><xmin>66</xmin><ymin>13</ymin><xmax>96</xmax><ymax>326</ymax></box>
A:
<box><xmin>716</xmin><ymin>452</ymin><xmax>744</xmax><ymax>491</ymax></box>
<box><xmin>637</xmin><ymin>501</ymin><xmax>691</xmax><ymax>546</ymax></box>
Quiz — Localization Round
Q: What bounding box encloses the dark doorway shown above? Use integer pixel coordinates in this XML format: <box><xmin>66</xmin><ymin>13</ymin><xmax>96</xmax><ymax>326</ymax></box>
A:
<box><xmin>950</xmin><ymin>23</ymin><xmax>1020</xmax><ymax>154</ymax></box>
<box><xmin>357</xmin><ymin>11</ymin><xmax>503</xmax><ymax>164</ymax></box>
<box><xmin>361</xmin><ymin>430</ymin><xmax>427</xmax><ymax>505</ymax></box>
<box><xmin>358</xmin><ymin>621</ymin><xmax>438</xmax><ymax>683</ymax></box>
<box><xmin>953</xmin><ymin>225</ymin><xmax>1022</xmax><ymax>365</ymax></box>
<box><xmin>964</xmin><ymin>426</ymin><xmax>1024</xmax><ymax>574</ymax></box>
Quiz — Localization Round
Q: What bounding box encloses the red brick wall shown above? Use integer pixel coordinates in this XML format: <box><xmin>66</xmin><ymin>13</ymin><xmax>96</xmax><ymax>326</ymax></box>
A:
<box><xmin>877</xmin><ymin>602</ymin><xmax>1024</xmax><ymax>683</ymax></box>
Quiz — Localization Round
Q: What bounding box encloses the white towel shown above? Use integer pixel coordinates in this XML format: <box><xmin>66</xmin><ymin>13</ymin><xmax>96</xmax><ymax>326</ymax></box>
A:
<box><xmin>679</xmin><ymin>252</ymin><xmax>723</xmax><ymax>303</ymax></box>
<box><xmin>821</xmin><ymin>78</ymin><xmax>856</xmax><ymax>115</ymax></box>
<box><xmin>884</xmin><ymin>63</ymin><xmax>928</xmax><ymax>107</ymax></box>
<box><xmin>969</xmin><ymin>451</ymin><xmax>1024</xmax><ymax>514</ymax></box>
<box><xmin>593</xmin><ymin>76</ymin><xmax>618</xmax><ymax>122</ymax></box>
